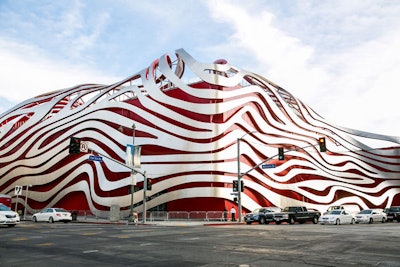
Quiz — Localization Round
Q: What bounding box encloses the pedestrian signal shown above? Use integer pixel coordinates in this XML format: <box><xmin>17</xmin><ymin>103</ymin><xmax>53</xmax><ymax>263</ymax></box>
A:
<box><xmin>319</xmin><ymin>137</ymin><xmax>327</xmax><ymax>152</ymax></box>
<box><xmin>69</xmin><ymin>137</ymin><xmax>81</xmax><ymax>154</ymax></box>
<box><xmin>146</xmin><ymin>179</ymin><xmax>152</xmax><ymax>191</ymax></box>
<box><xmin>278</xmin><ymin>147</ymin><xmax>284</xmax><ymax>160</ymax></box>
<box><xmin>233</xmin><ymin>180</ymin><xmax>238</xmax><ymax>192</ymax></box>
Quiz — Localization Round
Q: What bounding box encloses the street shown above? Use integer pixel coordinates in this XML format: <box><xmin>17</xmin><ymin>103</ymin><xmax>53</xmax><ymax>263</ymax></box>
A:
<box><xmin>1</xmin><ymin>221</ymin><xmax>400</xmax><ymax>266</ymax></box>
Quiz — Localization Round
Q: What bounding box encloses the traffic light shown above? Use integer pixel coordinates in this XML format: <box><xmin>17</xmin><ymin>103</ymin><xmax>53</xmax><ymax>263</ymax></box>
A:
<box><xmin>318</xmin><ymin>137</ymin><xmax>327</xmax><ymax>152</ymax></box>
<box><xmin>146</xmin><ymin>179</ymin><xmax>152</xmax><ymax>191</ymax></box>
<box><xmin>278</xmin><ymin>147</ymin><xmax>284</xmax><ymax>160</ymax></box>
<box><xmin>240</xmin><ymin>180</ymin><xmax>244</xmax><ymax>192</ymax></box>
<box><xmin>69</xmin><ymin>137</ymin><xmax>81</xmax><ymax>154</ymax></box>
<box><xmin>233</xmin><ymin>180</ymin><xmax>238</xmax><ymax>192</ymax></box>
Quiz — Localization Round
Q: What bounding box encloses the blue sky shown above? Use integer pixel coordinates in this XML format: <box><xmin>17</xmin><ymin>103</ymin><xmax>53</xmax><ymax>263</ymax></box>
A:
<box><xmin>1</xmin><ymin>0</ymin><xmax>399</xmax><ymax>137</ymax></box>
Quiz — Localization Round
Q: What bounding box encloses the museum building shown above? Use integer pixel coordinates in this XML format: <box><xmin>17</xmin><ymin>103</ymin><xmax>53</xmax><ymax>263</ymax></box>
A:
<box><xmin>0</xmin><ymin>49</ymin><xmax>399</xmax><ymax>218</ymax></box>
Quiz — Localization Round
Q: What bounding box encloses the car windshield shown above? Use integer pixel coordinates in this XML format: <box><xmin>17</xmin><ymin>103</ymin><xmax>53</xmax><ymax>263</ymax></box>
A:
<box><xmin>359</xmin><ymin>210</ymin><xmax>372</xmax><ymax>214</ymax></box>
<box><xmin>267</xmin><ymin>207</ymin><xmax>281</xmax><ymax>212</ymax></box>
<box><xmin>0</xmin><ymin>203</ymin><xmax>11</xmax><ymax>211</ymax></box>
<box><xmin>54</xmin><ymin>208</ymin><xmax>68</xmax><ymax>212</ymax></box>
<box><xmin>389</xmin><ymin>207</ymin><xmax>400</xmax><ymax>212</ymax></box>
<box><xmin>331</xmin><ymin>210</ymin><xmax>341</xmax><ymax>215</ymax></box>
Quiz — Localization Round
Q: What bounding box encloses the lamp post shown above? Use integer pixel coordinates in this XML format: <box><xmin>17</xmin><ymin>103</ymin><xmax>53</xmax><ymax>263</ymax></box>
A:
<box><xmin>130</xmin><ymin>123</ymin><xmax>136</xmax><ymax>220</ymax></box>
<box><xmin>237</xmin><ymin>130</ymin><xmax>257</xmax><ymax>223</ymax></box>
<box><xmin>120</xmin><ymin>123</ymin><xmax>137</xmax><ymax>221</ymax></box>
<box><xmin>143</xmin><ymin>171</ymin><xmax>147</xmax><ymax>223</ymax></box>
<box><xmin>23</xmin><ymin>184</ymin><xmax>32</xmax><ymax>220</ymax></box>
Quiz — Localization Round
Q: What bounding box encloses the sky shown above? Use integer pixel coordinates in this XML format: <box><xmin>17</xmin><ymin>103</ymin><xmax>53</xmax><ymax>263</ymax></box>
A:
<box><xmin>0</xmin><ymin>0</ymin><xmax>399</xmax><ymax>138</ymax></box>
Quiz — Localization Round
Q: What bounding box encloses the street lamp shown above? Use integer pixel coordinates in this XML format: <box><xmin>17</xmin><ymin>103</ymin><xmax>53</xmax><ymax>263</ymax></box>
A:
<box><xmin>237</xmin><ymin>130</ymin><xmax>257</xmax><ymax>222</ymax></box>
<box><xmin>23</xmin><ymin>184</ymin><xmax>32</xmax><ymax>220</ymax></box>
<box><xmin>130</xmin><ymin>123</ymin><xmax>136</xmax><ymax>221</ymax></box>
<box><xmin>119</xmin><ymin>123</ymin><xmax>137</xmax><ymax>222</ymax></box>
<box><xmin>143</xmin><ymin>171</ymin><xmax>147</xmax><ymax>223</ymax></box>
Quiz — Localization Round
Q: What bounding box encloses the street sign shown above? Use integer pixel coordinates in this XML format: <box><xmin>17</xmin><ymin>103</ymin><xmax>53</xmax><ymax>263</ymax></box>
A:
<box><xmin>89</xmin><ymin>155</ymin><xmax>103</xmax><ymax>162</ymax></box>
<box><xmin>262</xmin><ymin>164</ymin><xmax>276</xmax><ymax>169</ymax></box>
<box><xmin>80</xmin><ymin>141</ymin><xmax>88</xmax><ymax>152</ymax></box>
<box><xmin>14</xmin><ymin>185</ymin><xmax>23</xmax><ymax>196</ymax></box>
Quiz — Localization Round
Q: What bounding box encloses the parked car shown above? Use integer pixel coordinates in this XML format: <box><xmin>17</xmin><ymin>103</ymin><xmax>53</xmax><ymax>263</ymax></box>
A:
<box><xmin>244</xmin><ymin>207</ymin><xmax>282</xmax><ymax>224</ymax></box>
<box><xmin>355</xmin><ymin>209</ymin><xmax>386</xmax><ymax>224</ymax></box>
<box><xmin>276</xmin><ymin>206</ymin><xmax>320</xmax><ymax>224</ymax></box>
<box><xmin>324</xmin><ymin>205</ymin><xmax>360</xmax><ymax>215</ymax></box>
<box><xmin>385</xmin><ymin>206</ymin><xmax>400</xmax><ymax>222</ymax></box>
<box><xmin>32</xmin><ymin>208</ymin><xmax>72</xmax><ymax>223</ymax></box>
<box><xmin>0</xmin><ymin>194</ymin><xmax>12</xmax><ymax>208</ymax></box>
<box><xmin>0</xmin><ymin>203</ymin><xmax>20</xmax><ymax>227</ymax></box>
<box><xmin>319</xmin><ymin>209</ymin><xmax>355</xmax><ymax>225</ymax></box>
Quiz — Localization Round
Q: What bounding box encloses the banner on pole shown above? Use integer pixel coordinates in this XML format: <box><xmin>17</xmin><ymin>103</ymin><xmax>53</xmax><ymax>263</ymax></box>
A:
<box><xmin>126</xmin><ymin>145</ymin><xmax>141</xmax><ymax>168</ymax></box>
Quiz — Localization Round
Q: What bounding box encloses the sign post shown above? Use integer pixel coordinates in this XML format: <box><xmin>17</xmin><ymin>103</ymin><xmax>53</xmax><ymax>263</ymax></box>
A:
<box><xmin>14</xmin><ymin>185</ymin><xmax>22</xmax><ymax>212</ymax></box>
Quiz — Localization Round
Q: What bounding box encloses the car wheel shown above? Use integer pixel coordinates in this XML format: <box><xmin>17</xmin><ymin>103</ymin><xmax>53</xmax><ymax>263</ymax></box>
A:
<box><xmin>246</xmin><ymin>222</ymin><xmax>251</xmax><ymax>225</ymax></box>
<box><xmin>369</xmin><ymin>218</ymin><xmax>373</xmax><ymax>224</ymax></box>
<box><xmin>259</xmin><ymin>217</ymin><xmax>266</xmax><ymax>225</ymax></box>
<box><xmin>33</xmin><ymin>216</ymin><xmax>37</xmax><ymax>222</ymax></box>
<box><xmin>313</xmin><ymin>216</ymin><xmax>319</xmax><ymax>224</ymax></box>
<box><xmin>8</xmin><ymin>224</ymin><xmax>16</xmax><ymax>227</ymax></box>
<box><xmin>289</xmin><ymin>217</ymin><xmax>295</xmax><ymax>224</ymax></box>
<box><xmin>275</xmin><ymin>221</ymin><xmax>282</xmax><ymax>225</ymax></box>
<box><xmin>49</xmin><ymin>217</ymin><xmax>54</xmax><ymax>223</ymax></box>
<box><xmin>336</xmin><ymin>219</ymin><xmax>340</xmax><ymax>225</ymax></box>
<box><xmin>351</xmin><ymin>218</ymin><xmax>355</xmax><ymax>224</ymax></box>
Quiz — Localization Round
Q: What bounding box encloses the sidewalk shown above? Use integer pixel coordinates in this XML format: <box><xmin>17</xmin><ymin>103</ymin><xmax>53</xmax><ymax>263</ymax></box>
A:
<box><xmin>22</xmin><ymin>215</ymin><xmax>245</xmax><ymax>226</ymax></box>
<box><xmin>74</xmin><ymin>216</ymin><xmax>244</xmax><ymax>226</ymax></box>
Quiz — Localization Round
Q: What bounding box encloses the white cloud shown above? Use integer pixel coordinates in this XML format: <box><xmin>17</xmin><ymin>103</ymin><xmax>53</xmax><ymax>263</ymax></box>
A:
<box><xmin>206</xmin><ymin>0</ymin><xmax>400</xmax><ymax>136</ymax></box>
<box><xmin>0</xmin><ymin>38</ymin><xmax>120</xmax><ymax>103</ymax></box>
<box><xmin>0</xmin><ymin>0</ymin><xmax>399</xmax><ymax>137</ymax></box>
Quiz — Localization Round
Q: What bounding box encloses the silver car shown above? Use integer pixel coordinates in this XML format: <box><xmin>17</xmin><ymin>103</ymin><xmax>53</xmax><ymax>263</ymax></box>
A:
<box><xmin>32</xmin><ymin>208</ymin><xmax>72</xmax><ymax>223</ymax></box>
<box><xmin>355</xmin><ymin>209</ymin><xmax>386</xmax><ymax>224</ymax></box>
<box><xmin>319</xmin><ymin>209</ymin><xmax>355</xmax><ymax>225</ymax></box>
<box><xmin>0</xmin><ymin>203</ymin><xmax>20</xmax><ymax>227</ymax></box>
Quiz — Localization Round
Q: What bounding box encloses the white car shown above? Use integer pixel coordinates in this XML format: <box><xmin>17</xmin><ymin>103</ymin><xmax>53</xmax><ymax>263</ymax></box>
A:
<box><xmin>355</xmin><ymin>209</ymin><xmax>386</xmax><ymax>224</ymax></box>
<box><xmin>0</xmin><ymin>203</ymin><xmax>20</xmax><ymax>227</ymax></box>
<box><xmin>319</xmin><ymin>209</ymin><xmax>355</xmax><ymax>225</ymax></box>
<box><xmin>32</xmin><ymin>208</ymin><xmax>72</xmax><ymax>223</ymax></box>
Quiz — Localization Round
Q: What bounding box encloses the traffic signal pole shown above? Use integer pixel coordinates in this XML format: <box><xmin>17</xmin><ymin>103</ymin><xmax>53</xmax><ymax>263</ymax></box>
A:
<box><xmin>237</xmin><ymin>139</ymin><xmax>327</xmax><ymax>214</ymax></box>
<box><xmin>237</xmin><ymin>131</ymin><xmax>257</xmax><ymax>222</ymax></box>
<box><xmin>241</xmin><ymin>143</ymin><xmax>318</xmax><ymax>178</ymax></box>
<box><xmin>88</xmin><ymin>147</ymin><xmax>144</xmax><ymax>176</ymax></box>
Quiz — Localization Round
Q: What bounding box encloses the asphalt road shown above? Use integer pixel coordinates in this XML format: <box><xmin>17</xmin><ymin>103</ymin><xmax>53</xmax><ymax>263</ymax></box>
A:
<box><xmin>1</xmin><ymin>221</ymin><xmax>400</xmax><ymax>267</ymax></box>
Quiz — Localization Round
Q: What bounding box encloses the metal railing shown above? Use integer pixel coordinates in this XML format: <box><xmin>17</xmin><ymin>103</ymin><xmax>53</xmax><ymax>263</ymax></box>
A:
<box><xmin>25</xmin><ymin>209</ymin><xmax>244</xmax><ymax>222</ymax></box>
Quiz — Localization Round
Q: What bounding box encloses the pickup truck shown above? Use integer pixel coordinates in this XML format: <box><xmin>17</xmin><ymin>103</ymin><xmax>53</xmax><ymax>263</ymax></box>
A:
<box><xmin>273</xmin><ymin>206</ymin><xmax>321</xmax><ymax>224</ymax></box>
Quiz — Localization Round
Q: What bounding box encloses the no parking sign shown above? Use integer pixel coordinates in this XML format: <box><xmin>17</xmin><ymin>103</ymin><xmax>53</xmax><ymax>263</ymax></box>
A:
<box><xmin>14</xmin><ymin>185</ymin><xmax>22</xmax><ymax>196</ymax></box>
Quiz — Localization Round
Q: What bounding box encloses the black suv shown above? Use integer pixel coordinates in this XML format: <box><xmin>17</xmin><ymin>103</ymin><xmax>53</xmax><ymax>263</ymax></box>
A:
<box><xmin>386</xmin><ymin>206</ymin><xmax>400</xmax><ymax>222</ymax></box>
<box><xmin>244</xmin><ymin>207</ymin><xmax>282</xmax><ymax>224</ymax></box>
